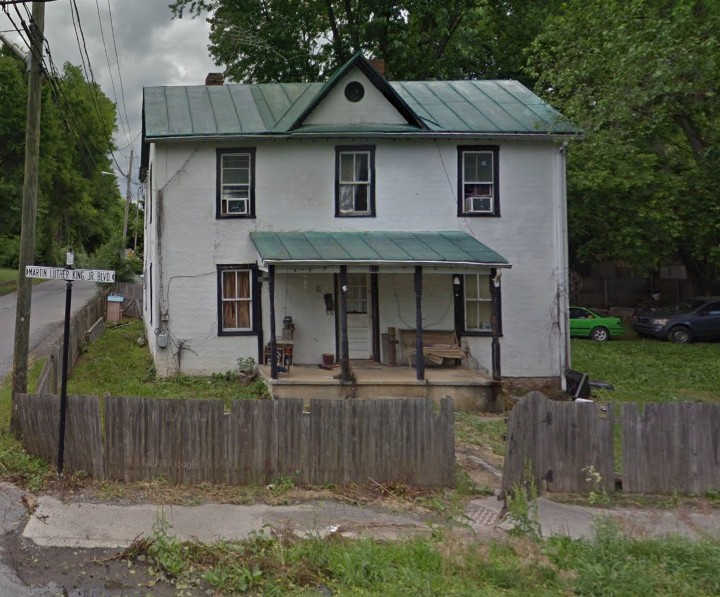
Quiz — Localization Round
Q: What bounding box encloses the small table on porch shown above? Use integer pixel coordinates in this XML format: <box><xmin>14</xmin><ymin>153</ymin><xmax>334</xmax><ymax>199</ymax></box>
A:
<box><xmin>264</xmin><ymin>340</ymin><xmax>294</xmax><ymax>370</ymax></box>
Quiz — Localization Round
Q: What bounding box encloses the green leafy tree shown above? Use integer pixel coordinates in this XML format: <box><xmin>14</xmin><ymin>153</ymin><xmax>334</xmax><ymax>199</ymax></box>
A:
<box><xmin>169</xmin><ymin>0</ymin><xmax>561</xmax><ymax>82</ymax></box>
<box><xmin>528</xmin><ymin>0</ymin><xmax>720</xmax><ymax>289</ymax></box>
<box><xmin>0</xmin><ymin>50</ymin><xmax>124</xmax><ymax>268</ymax></box>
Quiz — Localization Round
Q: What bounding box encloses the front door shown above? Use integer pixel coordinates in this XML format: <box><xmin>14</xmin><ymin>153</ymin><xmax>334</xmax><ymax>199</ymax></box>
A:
<box><xmin>345</xmin><ymin>273</ymin><xmax>371</xmax><ymax>359</ymax></box>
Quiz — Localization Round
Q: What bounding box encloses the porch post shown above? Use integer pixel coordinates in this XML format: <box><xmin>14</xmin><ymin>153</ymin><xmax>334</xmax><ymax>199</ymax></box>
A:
<box><xmin>414</xmin><ymin>266</ymin><xmax>424</xmax><ymax>381</ymax></box>
<box><xmin>268</xmin><ymin>264</ymin><xmax>277</xmax><ymax>380</ymax></box>
<box><xmin>339</xmin><ymin>265</ymin><xmax>351</xmax><ymax>382</ymax></box>
<box><xmin>490</xmin><ymin>268</ymin><xmax>501</xmax><ymax>381</ymax></box>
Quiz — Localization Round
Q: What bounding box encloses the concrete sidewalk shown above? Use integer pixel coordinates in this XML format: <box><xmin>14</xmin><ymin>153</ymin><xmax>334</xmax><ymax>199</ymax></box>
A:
<box><xmin>23</xmin><ymin>495</ymin><xmax>444</xmax><ymax>549</ymax></box>
<box><xmin>17</xmin><ymin>491</ymin><xmax>720</xmax><ymax>551</ymax></box>
<box><xmin>467</xmin><ymin>496</ymin><xmax>720</xmax><ymax>540</ymax></box>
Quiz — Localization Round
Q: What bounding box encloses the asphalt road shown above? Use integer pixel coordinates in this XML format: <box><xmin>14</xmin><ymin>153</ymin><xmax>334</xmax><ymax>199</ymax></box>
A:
<box><xmin>0</xmin><ymin>280</ymin><xmax>101</xmax><ymax>382</ymax></box>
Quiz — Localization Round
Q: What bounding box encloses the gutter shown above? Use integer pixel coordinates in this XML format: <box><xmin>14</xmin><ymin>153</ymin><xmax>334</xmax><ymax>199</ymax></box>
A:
<box><xmin>143</xmin><ymin>131</ymin><xmax>582</xmax><ymax>144</ymax></box>
<box><xmin>257</xmin><ymin>259</ymin><xmax>513</xmax><ymax>270</ymax></box>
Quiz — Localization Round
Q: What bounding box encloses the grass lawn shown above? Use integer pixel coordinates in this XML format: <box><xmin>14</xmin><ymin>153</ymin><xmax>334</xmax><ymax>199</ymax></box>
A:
<box><xmin>571</xmin><ymin>336</ymin><xmax>720</xmax><ymax>403</ymax></box>
<box><xmin>0</xmin><ymin>268</ymin><xmax>19</xmax><ymax>296</ymax></box>
<box><xmin>67</xmin><ymin>320</ymin><xmax>268</xmax><ymax>404</ymax></box>
<box><xmin>0</xmin><ymin>267</ymin><xmax>44</xmax><ymax>296</ymax></box>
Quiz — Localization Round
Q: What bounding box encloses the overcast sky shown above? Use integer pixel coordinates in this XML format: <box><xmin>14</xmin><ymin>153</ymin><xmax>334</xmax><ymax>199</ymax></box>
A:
<box><xmin>0</xmin><ymin>0</ymin><xmax>218</xmax><ymax>195</ymax></box>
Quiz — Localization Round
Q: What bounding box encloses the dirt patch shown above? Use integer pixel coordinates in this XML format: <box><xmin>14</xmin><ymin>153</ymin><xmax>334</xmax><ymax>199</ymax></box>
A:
<box><xmin>455</xmin><ymin>444</ymin><xmax>503</xmax><ymax>491</ymax></box>
<box><xmin>8</xmin><ymin>534</ymin><xmax>205</xmax><ymax>596</ymax></box>
<box><xmin>503</xmin><ymin>377</ymin><xmax>565</xmax><ymax>400</ymax></box>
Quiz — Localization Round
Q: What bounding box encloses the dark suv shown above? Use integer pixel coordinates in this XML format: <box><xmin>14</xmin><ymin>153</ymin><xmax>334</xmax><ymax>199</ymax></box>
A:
<box><xmin>632</xmin><ymin>297</ymin><xmax>720</xmax><ymax>343</ymax></box>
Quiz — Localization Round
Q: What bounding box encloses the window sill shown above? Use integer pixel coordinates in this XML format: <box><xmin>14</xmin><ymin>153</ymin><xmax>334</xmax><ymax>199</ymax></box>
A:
<box><xmin>216</xmin><ymin>214</ymin><xmax>256</xmax><ymax>219</ymax></box>
<box><xmin>457</xmin><ymin>212</ymin><xmax>500</xmax><ymax>218</ymax></box>
<box><xmin>218</xmin><ymin>330</ymin><xmax>258</xmax><ymax>337</ymax></box>
<box><xmin>460</xmin><ymin>331</ymin><xmax>503</xmax><ymax>338</ymax></box>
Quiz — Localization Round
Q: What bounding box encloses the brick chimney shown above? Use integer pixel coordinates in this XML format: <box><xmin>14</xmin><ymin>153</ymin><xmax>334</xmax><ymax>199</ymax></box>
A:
<box><xmin>205</xmin><ymin>72</ymin><xmax>225</xmax><ymax>86</ymax></box>
<box><xmin>369</xmin><ymin>58</ymin><xmax>386</xmax><ymax>78</ymax></box>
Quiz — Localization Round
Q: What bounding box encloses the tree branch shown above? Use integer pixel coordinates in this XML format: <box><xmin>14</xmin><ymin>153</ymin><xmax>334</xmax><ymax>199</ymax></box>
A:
<box><xmin>674</xmin><ymin>114</ymin><xmax>706</xmax><ymax>163</ymax></box>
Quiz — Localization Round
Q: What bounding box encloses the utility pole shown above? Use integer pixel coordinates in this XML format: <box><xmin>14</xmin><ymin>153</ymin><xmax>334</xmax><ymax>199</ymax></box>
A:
<box><xmin>122</xmin><ymin>148</ymin><xmax>133</xmax><ymax>249</ymax></box>
<box><xmin>11</xmin><ymin>1</ymin><xmax>46</xmax><ymax>433</ymax></box>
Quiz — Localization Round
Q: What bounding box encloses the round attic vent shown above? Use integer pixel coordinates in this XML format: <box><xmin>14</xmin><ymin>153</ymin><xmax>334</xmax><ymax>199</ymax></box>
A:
<box><xmin>344</xmin><ymin>81</ymin><xmax>365</xmax><ymax>103</ymax></box>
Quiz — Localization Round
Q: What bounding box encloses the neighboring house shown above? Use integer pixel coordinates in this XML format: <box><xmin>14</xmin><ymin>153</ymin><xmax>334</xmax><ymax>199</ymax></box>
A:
<box><xmin>140</xmin><ymin>53</ymin><xmax>578</xmax><ymax>391</ymax></box>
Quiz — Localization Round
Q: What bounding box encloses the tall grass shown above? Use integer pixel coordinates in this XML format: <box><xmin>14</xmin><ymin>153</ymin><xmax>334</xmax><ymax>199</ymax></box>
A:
<box><xmin>136</xmin><ymin>522</ymin><xmax>720</xmax><ymax>596</ymax></box>
<box><xmin>0</xmin><ymin>359</ymin><xmax>52</xmax><ymax>489</ymax></box>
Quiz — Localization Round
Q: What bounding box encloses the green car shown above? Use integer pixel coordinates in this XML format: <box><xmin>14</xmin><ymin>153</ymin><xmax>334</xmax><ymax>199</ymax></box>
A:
<box><xmin>569</xmin><ymin>306</ymin><xmax>624</xmax><ymax>342</ymax></box>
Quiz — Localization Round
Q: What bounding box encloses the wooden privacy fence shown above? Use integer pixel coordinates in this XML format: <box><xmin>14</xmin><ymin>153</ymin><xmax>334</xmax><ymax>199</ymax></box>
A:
<box><xmin>502</xmin><ymin>393</ymin><xmax>720</xmax><ymax>496</ymax></box>
<box><xmin>112</xmin><ymin>281</ymin><xmax>143</xmax><ymax>318</ymax></box>
<box><xmin>16</xmin><ymin>395</ymin><xmax>455</xmax><ymax>487</ymax></box>
<box><xmin>35</xmin><ymin>291</ymin><xmax>107</xmax><ymax>395</ymax></box>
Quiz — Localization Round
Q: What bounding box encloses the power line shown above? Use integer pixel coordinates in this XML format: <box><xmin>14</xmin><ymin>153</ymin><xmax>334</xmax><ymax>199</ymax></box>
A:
<box><xmin>93</xmin><ymin>0</ymin><xmax>131</xmax><ymax>146</ymax></box>
<box><xmin>68</xmin><ymin>0</ymin><xmax>128</xmax><ymax>173</ymax></box>
<box><xmin>105</xmin><ymin>0</ymin><xmax>132</xmax><ymax>147</ymax></box>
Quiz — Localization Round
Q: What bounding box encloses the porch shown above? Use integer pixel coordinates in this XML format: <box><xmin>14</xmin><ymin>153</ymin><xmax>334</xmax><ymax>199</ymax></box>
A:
<box><xmin>258</xmin><ymin>362</ymin><xmax>501</xmax><ymax>412</ymax></box>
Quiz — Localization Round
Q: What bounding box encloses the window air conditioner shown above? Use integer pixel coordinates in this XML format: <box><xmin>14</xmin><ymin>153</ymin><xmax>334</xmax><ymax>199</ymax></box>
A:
<box><xmin>469</xmin><ymin>196</ymin><xmax>490</xmax><ymax>212</ymax></box>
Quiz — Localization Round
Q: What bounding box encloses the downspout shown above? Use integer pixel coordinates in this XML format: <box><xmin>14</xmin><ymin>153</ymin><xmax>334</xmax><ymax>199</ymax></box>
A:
<box><xmin>555</xmin><ymin>142</ymin><xmax>570</xmax><ymax>390</ymax></box>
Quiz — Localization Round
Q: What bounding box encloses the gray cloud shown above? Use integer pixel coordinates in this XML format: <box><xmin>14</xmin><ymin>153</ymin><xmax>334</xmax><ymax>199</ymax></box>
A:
<box><xmin>0</xmin><ymin>0</ymin><xmax>217</xmax><ymax>189</ymax></box>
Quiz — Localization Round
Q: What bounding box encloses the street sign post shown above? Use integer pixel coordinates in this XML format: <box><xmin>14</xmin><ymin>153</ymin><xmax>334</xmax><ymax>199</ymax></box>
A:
<box><xmin>25</xmin><ymin>259</ymin><xmax>115</xmax><ymax>476</ymax></box>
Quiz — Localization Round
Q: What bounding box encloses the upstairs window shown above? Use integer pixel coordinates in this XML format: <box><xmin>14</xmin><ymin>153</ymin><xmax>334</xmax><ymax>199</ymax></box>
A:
<box><xmin>216</xmin><ymin>148</ymin><xmax>256</xmax><ymax>218</ymax></box>
<box><xmin>457</xmin><ymin>146</ymin><xmax>499</xmax><ymax>217</ymax></box>
<box><xmin>335</xmin><ymin>145</ymin><xmax>375</xmax><ymax>217</ymax></box>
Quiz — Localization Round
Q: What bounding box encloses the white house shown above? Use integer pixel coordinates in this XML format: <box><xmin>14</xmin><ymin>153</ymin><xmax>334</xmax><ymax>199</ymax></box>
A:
<box><xmin>140</xmin><ymin>53</ymin><xmax>578</xmax><ymax>404</ymax></box>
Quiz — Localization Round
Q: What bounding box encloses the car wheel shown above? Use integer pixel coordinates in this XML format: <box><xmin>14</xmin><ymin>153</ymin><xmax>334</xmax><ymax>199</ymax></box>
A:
<box><xmin>668</xmin><ymin>326</ymin><xmax>691</xmax><ymax>344</ymax></box>
<box><xmin>590</xmin><ymin>326</ymin><xmax>610</xmax><ymax>342</ymax></box>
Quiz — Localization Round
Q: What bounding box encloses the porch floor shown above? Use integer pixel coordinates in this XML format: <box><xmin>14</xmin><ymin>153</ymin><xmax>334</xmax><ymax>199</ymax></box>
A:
<box><xmin>258</xmin><ymin>362</ymin><xmax>500</xmax><ymax>412</ymax></box>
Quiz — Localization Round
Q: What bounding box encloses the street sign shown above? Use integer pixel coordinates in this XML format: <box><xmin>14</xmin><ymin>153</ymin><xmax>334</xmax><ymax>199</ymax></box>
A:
<box><xmin>25</xmin><ymin>266</ymin><xmax>115</xmax><ymax>283</ymax></box>
<box><xmin>24</xmin><ymin>261</ymin><xmax>116</xmax><ymax>477</ymax></box>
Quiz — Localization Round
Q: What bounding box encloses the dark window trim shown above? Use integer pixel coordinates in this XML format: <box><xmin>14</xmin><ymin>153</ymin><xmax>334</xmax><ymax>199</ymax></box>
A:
<box><xmin>216</xmin><ymin>264</ymin><xmax>260</xmax><ymax>336</ymax></box>
<box><xmin>457</xmin><ymin>145</ymin><xmax>500</xmax><ymax>217</ymax></box>
<box><xmin>453</xmin><ymin>273</ymin><xmax>503</xmax><ymax>337</ymax></box>
<box><xmin>335</xmin><ymin>144</ymin><xmax>376</xmax><ymax>218</ymax></box>
<box><xmin>216</xmin><ymin>148</ymin><xmax>257</xmax><ymax>219</ymax></box>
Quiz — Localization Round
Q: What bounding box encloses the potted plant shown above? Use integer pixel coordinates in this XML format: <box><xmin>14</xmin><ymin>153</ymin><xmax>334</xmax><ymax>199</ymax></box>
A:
<box><xmin>237</xmin><ymin>356</ymin><xmax>258</xmax><ymax>384</ymax></box>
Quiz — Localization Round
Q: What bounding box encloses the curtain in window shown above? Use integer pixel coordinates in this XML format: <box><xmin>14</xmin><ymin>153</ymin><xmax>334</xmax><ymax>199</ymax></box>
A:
<box><xmin>222</xmin><ymin>270</ymin><xmax>251</xmax><ymax>330</ymax></box>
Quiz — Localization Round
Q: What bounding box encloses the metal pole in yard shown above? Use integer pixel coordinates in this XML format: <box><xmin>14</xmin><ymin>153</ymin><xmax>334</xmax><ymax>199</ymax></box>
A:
<box><xmin>56</xmin><ymin>251</ymin><xmax>74</xmax><ymax>476</ymax></box>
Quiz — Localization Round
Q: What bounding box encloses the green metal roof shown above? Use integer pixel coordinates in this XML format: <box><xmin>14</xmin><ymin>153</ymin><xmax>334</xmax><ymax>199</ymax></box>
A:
<box><xmin>250</xmin><ymin>231</ymin><xmax>511</xmax><ymax>268</ymax></box>
<box><xmin>143</xmin><ymin>56</ymin><xmax>578</xmax><ymax>140</ymax></box>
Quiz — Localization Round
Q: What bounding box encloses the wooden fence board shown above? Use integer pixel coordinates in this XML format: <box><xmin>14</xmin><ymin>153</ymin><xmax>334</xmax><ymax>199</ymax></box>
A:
<box><xmin>622</xmin><ymin>402</ymin><xmax>720</xmax><ymax>494</ymax></box>
<box><xmin>65</xmin><ymin>395</ymin><xmax>103</xmax><ymax>477</ymax></box>
<box><xmin>182</xmin><ymin>399</ymin><xmax>225</xmax><ymax>484</ymax></box>
<box><xmin>16</xmin><ymin>394</ymin><xmax>58</xmax><ymax>463</ymax></box>
<box><xmin>502</xmin><ymin>393</ymin><xmax>614</xmax><ymax>496</ymax></box>
<box><xmin>276</xmin><ymin>399</ymin><xmax>303</xmax><ymax>483</ymax></box>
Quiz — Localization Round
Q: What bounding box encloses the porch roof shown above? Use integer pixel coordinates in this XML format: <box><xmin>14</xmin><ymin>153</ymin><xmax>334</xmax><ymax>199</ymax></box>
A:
<box><xmin>250</xmin><ymin>231</ymin><xmax>511</xmax><ymax>268</ymax></box>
